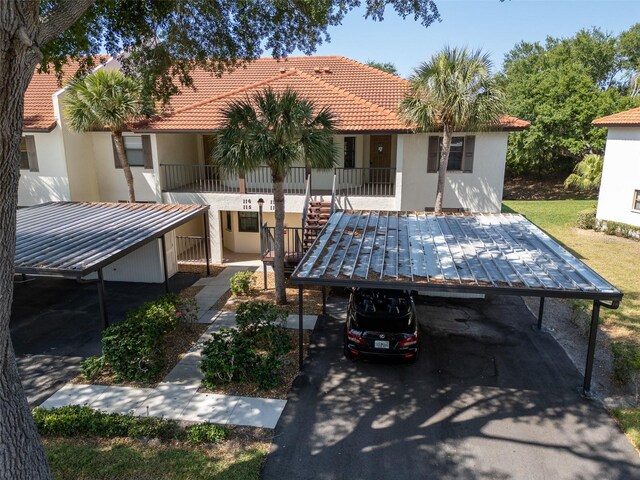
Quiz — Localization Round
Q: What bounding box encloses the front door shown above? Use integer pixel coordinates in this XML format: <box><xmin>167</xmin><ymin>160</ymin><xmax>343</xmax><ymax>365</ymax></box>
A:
<box><xmin>369</xmin><ymin>135</ymin><xmax>392</xmax><ymax>183</ymax></box>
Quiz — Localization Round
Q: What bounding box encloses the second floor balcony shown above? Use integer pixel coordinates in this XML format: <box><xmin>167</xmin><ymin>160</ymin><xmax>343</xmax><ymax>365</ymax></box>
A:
<box><xmin>160</xmin><ymin>164</ymin><xmax>397</xmax><ymax>197</ymax></box>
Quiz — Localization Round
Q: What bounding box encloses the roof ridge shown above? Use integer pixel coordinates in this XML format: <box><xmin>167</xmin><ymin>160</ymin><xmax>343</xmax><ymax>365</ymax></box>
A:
<box><xmin>294</xmin><ymin>69</ymin><xmax>402</xmax><ymax>121</ymax></box>
<box><xmin>167</xmin><ymin>69</ymin><xmax>299</xmax><ymax>117</ymax></box>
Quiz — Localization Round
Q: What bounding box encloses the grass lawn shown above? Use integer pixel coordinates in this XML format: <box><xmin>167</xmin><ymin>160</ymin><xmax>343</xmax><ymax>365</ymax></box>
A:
<box><xmin>502</xmin><ymin>200</ymin><xmax>640</xmax><ymax>342</ymax></box>
<box><xmin>610</xmin><ymin>409</ymin><xmax>640</xmax><ymax>452</ymax></box>
<box><xmin>44</xmin><ymin>437</ymin><xmax>268</xmax><ymax>480</ymax></box>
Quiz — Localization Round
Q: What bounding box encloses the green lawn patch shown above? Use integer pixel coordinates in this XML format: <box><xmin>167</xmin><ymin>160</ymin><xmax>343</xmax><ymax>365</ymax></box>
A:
<box><xmin>43</xmin><ymin>437</ymin><xmax>267</xmax><ymax>480</ymax></box>
<box><xmin>502</xmin><ymin>200</ymin><xmax>640</xmax><ymax>341</ymax></box>
<box><xmin>610</xmin><ymin>409</ymin><xmax>640</xmax><ymax>452</ymax></box>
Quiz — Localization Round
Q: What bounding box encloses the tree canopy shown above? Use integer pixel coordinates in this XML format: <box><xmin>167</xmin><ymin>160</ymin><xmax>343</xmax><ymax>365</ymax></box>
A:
<box><xmin>365</xmin><ymin>60</ymin><xmax>399</xmax><ymax>75</ymax></box>
<box><xmin>501</xmin><ymin>26</ymin><xmax>640</xmax><ymax>177</ymax></box>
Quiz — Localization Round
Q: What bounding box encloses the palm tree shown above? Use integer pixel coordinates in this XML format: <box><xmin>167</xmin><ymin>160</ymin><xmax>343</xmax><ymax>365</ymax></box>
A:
<box><xmin>214</xmin><ymin>88</ymin><xmax>336</xmax><ymax>305</ymax></box>
<box><xmin>400</xmin><ymin>47</ymin><xmax>506</xmax><ymax>213</ymax></box>
<box><xmin>64</xmin><ymin>69</ymin><xmax>153</xmax><ymax>202</ymax></box>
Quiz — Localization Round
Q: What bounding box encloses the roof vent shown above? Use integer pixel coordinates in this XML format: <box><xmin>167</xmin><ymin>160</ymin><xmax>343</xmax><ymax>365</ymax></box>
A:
<box><xmin>279</xmin><ymin>67</ymin><xmax>286</xmax><ymax>73</ymax></box>
<box><xmin>314</xmin><ymin>66</ymin><xmax>321</xmax><ymax>73</ymax></box>
<box><xmin>323</xmin><ymin>67</ymin><xmax>332</xmax><ymax>74</ymax></box>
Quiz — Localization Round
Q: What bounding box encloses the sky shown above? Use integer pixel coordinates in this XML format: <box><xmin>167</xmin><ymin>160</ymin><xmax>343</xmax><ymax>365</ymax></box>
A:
<box><xmin>292</xmin><ymin>0</ymin><xmax>640</xmax><ymax>77</ymax></box>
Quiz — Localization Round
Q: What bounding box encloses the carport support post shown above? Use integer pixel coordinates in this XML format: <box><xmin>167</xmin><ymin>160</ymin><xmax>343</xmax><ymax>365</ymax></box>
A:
<box><xmin>583</xmin><ymin>300</ymin><xmax>601</xmax><ymax>395</ymax></box>
<box><xmin>97</xmin><ymin>269</ymin><xmax>109</xmax><ymax>329</ymax></box>
<box><xmin>160</xmin><ymin>235</ymin><xmax>170</xmax><ymax>294</ymax></box>
<box><xmin>298</xmin><ymin>285</ymin><xmax>304</xmax><ymax>371</ymax></box>
<box><xmin>203</xmin><ymin>212</ymin><xmax>211</xmax><ymax>277</ymax></box>
<box><xmin>537</xmin><ymin>297</ymin><xmax>545</xmax><ymax>330</ymax></box>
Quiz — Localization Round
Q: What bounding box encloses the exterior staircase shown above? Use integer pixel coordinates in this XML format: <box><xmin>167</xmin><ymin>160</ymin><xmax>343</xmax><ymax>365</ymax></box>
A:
<box><xmin>303</xmin><ymin>197</ymin><xmax>331</xmax><ymax>251</ymax></box>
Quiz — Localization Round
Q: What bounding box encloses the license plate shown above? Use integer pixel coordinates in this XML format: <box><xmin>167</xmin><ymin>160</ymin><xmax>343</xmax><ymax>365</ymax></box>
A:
<box><xmin>374</xmin><ymin>340</ymin><xmax>390</xmax><ymax>349</ymax></box>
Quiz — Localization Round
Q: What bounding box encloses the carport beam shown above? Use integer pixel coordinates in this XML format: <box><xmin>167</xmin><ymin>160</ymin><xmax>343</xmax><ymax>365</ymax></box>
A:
<box><xmin>537</xmin><ymin>297</ymin><xmax>545</xmax><ymax>330</ymax></box>
<box><xmin>160</xmin><ymin>235</ymin><xmax>169</xmax><ymax>294</ymax></box>
<box><xmin>298</xmin><ymin>285</ymin><xmax>304</xmax><ymax>371</ymax></box>
<box><xmin>583</xmin><ymin>300</ymin><xmax>601</xmax><ymax>395</ymax></box>
<box><xmin>97</xmin><ymin>268</ymin><xmax>109</xmax><ymax>329</ymax></box>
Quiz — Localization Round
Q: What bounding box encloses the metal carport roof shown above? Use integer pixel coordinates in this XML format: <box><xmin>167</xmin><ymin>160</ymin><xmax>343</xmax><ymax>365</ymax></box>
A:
<box><xmin>16</xmin><ymin>202</ymin><xmax>209</xmax><ymax>277</ymax></box>
<box><xmin>290</xmin><ymin>211</ymin><xmax>623</xmax><ymax>394</ymax></box>
<box><xmin>15</xmin><ymin>202</ymin><xmax>211</xmax><ymax>327</ymax></box>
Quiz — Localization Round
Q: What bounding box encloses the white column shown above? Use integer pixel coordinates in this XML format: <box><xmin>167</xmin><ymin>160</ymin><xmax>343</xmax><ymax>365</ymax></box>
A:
<box><xmin>395</xmin><ymin>135</ymin><xmax>404</xmax><ymax>210</ymax></box>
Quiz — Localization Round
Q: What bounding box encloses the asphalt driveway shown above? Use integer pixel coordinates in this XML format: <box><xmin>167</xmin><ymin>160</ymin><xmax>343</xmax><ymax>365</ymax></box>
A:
<box><xmin>11</xmin><ymin>274</ymin><xmax>197</xmax><ymax>405</ymax></box>
<box><xmin>263</xmin><ymin>294</ymin><xmax>640</xmax><ymax>480</ymax></box>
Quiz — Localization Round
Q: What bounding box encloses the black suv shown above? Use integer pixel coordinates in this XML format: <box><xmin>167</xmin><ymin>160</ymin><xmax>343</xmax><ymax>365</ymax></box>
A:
<box><xmin>344</xmin><ymin>289</ymin><xmax>419</xmax><ymax>362</ymax></box>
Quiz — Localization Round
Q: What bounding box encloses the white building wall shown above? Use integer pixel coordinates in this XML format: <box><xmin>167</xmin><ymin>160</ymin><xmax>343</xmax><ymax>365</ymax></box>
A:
<box><xmin>18</xmin><ymin>128</ymin><xmax>71</xmax><ymax>206</ymax></box>
<box><xmin>596</xmin><ymin>127</ymin><xmax>640</xmax><ymax>227</ymax></box>
<box><xmin>399</xmin><ymin>132</ymin><xmax>509</xmax><ymax>213</ymax></box>
<box><xmin>90</xmin><ymin>132</ymin><xmax>158</xmax><ymax>202</ymax></box>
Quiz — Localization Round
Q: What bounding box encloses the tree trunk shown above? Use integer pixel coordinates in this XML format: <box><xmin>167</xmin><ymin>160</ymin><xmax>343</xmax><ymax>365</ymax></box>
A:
<box><xmin>272</xmin><ymin>173</ymin><xmax>287</xmax><ymax>305</ymax></box>
<box><xmin>0</xmin><ymin>3</ymin><xmax>53</xmax><ymax>478</ymax></box>
<box><xmin>112</xmin><ymin>133</ymin><xmax>136</xmax><ymax>202</ymax></box>
<box><xmin>434</xmin><ymin>126</ymin><xmax>452</xmax><ymax>213</ymax></box>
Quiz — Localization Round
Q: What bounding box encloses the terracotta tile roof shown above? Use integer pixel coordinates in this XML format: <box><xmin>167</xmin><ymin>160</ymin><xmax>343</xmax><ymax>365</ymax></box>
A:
<box><xmin>592</xmin><ymin>107</ymin><xmax>640</xmax><ymax>127</ymax></box>
<box><xmin>24</xmin><ymin>59</ymin><xmax>108</xmax><ymax>132</ymax></box>
<box><xmin>135</xmin><ymin>56</ymin><xmax>529</xmax><ymax>133</ymax></box>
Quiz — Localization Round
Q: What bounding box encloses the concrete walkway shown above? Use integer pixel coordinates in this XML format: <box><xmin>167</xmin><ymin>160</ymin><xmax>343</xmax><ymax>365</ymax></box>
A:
<box><xmin>41</xmin><ymin>266</ymin><xmax>316</xmax><ymax>429</ymax></box>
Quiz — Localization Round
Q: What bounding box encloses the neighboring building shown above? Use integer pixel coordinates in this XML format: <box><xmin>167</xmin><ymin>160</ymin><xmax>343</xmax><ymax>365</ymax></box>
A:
<box><xmin>592</xmin><ymin>108</ymin><xmax>640</xmax><ymax>228</ymax></box>
<box><xmin>20</xmin><ymin>56</ymin><xmax>529</xmax><ymax>266</ymax></box>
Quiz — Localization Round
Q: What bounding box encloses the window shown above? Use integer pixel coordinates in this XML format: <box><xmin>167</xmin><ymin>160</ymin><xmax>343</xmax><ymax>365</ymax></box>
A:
<box><xmin>344</xmin><ymin>137</ymin><xmax>356</xmax><ymax>169</ymax></box>
<box><xmin>19</xmin><ymin>136</ymin><xmax>38</xmax><ymax>171</ymax></box>
<box><xmin>114</xmin><ymin>135</ymin><xmax>152</xmax><ymax>168</ymax></box>
<box><xmin>238</xmin><ymin>212</ymin><xmax>259</xmax><ymax>232</ymax></box>
<box><xmin>634</xmin><ymin>190</ymin><xmax>640</xmax><ymax>211</ymax></box>
<box><xmin>427</xmin><ymin>135</ymin><xmax>475</xmax><ymax>173</ymax></box>
<box><xmin>226</xmin><ymin>211</ymin><xmax>232</xmax><ymax>231</ymax></box>
<box><xmin>124</xmin><ymin>136</ymin><xmax>145</xmax><ymax>166</ymax></box>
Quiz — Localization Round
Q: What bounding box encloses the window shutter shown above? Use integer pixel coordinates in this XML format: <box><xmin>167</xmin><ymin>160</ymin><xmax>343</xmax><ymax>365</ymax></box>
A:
<box><xmin>142</xmin><ymin>135</ymin><xmax>153</xmax><ymax>169</ymax></box>
<box><xmin>112</xmin><ymin>137</ymin><xmax>121</xmax><ymax>168</ymax></box>
<box><xmin>462</xmin><ymin>135</ymin><xmax>475</xmax><ymax>172</ymax></box>
<box><xmin>25</xmin><ymin>136</ymin><xmax>38</xmax><ymax>172</ymax></box>
<box><xmin>427</xmin><ymin>136</ymin><xmax>439</xmax><ymax>173</ymax></box>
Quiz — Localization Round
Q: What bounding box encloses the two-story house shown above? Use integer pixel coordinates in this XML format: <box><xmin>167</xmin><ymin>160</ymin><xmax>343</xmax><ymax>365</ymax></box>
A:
<box><xmin>20</xmin><ymin>56</ymin><xmax>528</xmax><ymax>268</ymax></box>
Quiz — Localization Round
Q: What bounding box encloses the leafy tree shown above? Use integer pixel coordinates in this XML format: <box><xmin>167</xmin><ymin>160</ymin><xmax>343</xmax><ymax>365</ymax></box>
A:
<box><xmin>366</xmin><ymin>60</ymin><xmax>399</xmax><ymax>75</ymax></box>
<box><xmin>400</xmin><ymin>47</ymin><xmax>505</xmax><ymax>212</ymax></box>
<box><xmin>501</xmin><ymin>27</ymin><xmax>640</xmax><ymax>177</ymax></box>
<box><xmin>64</xmin><ymin>69</ymin><xmax>153</xmax><ymax>202</ymax></box>
<box><xmin>213</xmin><ymin>88</ymin><xmax>337</xmax><ymax>304</ymax></box>
<box><xmin>564</xmin><ymin>154</ymin><xmax>604</xmax><ymax>193</ymax></box>
<box><xmin>1</xmin><ymin>1</ymin><xmax>441</xmax><ymax>477</ymax></box>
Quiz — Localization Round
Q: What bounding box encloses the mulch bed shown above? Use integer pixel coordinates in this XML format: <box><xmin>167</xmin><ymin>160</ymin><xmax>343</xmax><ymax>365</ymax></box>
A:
<box><xmin>224</xmin><ymin>271</ymin><xmax>325</xmax><ymax>315</ymax></box>
<box><xmin>198</xmin><ymin>330</ymin><xmax>311</xmax><ymax>400</ymax></box>
<box><xmin>177</xmin><ymin>263</ymin><xmax>226</xmax><ymax>276</ymax></box>
<box><xmin>503</xmin><ymin>177</ymin><xmax>597</xmax><ymax>201</ymax></box>
<box><xmin>71</xmin><ymin>322</ymin><xmax>207</xmax><ymax>388</ymax></box>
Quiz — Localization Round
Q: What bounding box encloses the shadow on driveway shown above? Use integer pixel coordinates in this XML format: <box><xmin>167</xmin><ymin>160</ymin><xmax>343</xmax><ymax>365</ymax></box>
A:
<box><xmin>11</xmin><ymin>274</ymin><xmax>198</xmax><ymax>406</ymax></box>
<box><xmin>263</xmin><ymin>293</ymin><xmax>640</xmax><ymax>480</ymax></box>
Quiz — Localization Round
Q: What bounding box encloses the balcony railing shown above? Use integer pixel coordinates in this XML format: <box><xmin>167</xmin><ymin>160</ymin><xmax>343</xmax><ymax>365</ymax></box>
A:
<box><xmin>334</xmin><ymin>167</ymin><xmax>396</xmax><ymax>197</ymax></box>
<box><xmin>176</xmin><ymin>235</ymin><xmax>208</xmax><ymax>263</ymax></box>
<box><xmin>161</xmin><ymin>164</ymin><xmax>307</xmax><ymax>194</ymax></box>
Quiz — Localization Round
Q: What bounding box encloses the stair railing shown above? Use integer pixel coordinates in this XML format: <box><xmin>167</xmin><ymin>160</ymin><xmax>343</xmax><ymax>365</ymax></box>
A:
<box><xmin>301</xmin><ymin>174</ymin><xmax>312</xmax><ymax>228</ymax></box>
<box><xmin>330</xmin><ymin>169</ymin><xmax>337</xmax><ymax>214</ymax></box>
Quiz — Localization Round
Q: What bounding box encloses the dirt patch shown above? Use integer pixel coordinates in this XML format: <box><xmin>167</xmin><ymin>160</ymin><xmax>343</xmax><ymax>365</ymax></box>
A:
<box><xmin>178</xmin><ymin>263</ymin><xmax>225</xmax><ymax>276</ymax></box>
<box><xmin>503</xmin><ymin>177</ymin><xmax>597</xmax><ymax>201</ymax></box>
<box><xmin>523</xmin><ymin>296</ymin><xmax>637</xmax><ymax>407</ymax></box>
<box><xmin>71</xmin><ymin>322</ymin><xmax>207</xmax><ymax>388</ymax></box>
<box><xmin>180</xmin><ymin>285</ymin><xmax>204</xmax><ymax>297</ymax></box>
<box><xmin>224</xmin><ymin>271</ymin><xmax>325</xmax><ymax>315</ymax></box>
<box><xmin>199</xmin><ymin>330</ymin><xmax>311</xmax><ymax>400</ymax></box>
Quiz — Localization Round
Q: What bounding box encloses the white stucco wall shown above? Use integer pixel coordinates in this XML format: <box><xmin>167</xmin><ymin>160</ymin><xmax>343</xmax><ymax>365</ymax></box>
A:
<box><xmin>90</xmin><ymin>132</ymin><xmax>158</xmax><ymax>202</ymax></box>
<box><xmin>18</xmin><ymin>128</ymin><xmax>71</xmax><ymax>206</ymax></box>
<box><xmin>596</xmin><ymin>127</ymin><xmax>640</xmax><ymax>227</ymax></box>
<box><xmin>398</xmin><ymin>132</ymin><xmax>509</xmax><ymax>213</ymax></box>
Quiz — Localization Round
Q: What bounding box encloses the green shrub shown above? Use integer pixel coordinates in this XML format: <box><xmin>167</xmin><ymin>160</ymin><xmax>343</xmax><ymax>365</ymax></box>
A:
<box><xmin>600</xmin><ymin>220</ymin><xmax>640</xmax><ymax>240</ymax></box>
<box><xmin>101</xmin><ymin>294</ymin><xmax>183</xmax><ymax>383</ymax></box>
<box><xmin>80</xmin><ymin>355</ymin><xmax>105</xmax><ymax>381</ymax></box>
<box><xmin>185</xmin><ymin>423</ymin><xmax>229</xmax><ymax>444</ymax></box>
<box><xmin>576</xmin><ymin>208</ymin><xmax>596</xmax><ymax>229</ymax></box>
<box><xmin>230</xmin><ymin>270</ymin><xmax>254</xmax><ymax>295</ymax></box>
<box><xmin>201</xmin><ymin>300</ymin><xmax>292</xmax><ymax>390</ymax></box>
<box><xmin>32</xmin><ymin>405</ymin><xmax>181</xmax><ymax>440</ymax></box>
<box><xmin>611</xmin><ymin>342</ymin><xmax>640</xmax><ymax>384</ymax></box>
